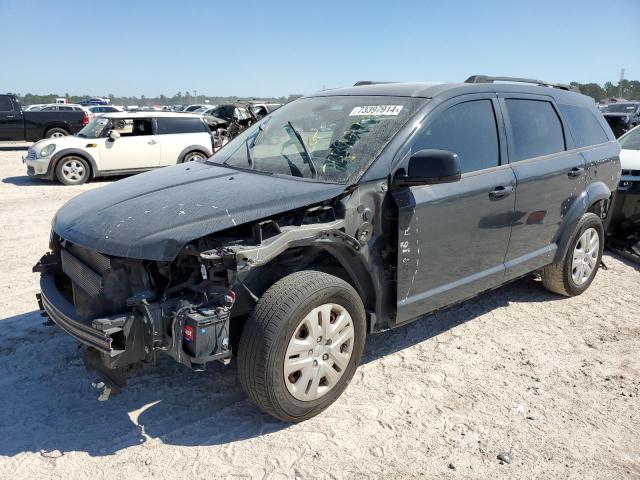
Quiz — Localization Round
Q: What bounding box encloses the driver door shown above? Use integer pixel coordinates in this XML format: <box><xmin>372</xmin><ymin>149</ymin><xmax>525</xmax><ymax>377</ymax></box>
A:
<box><xmin>393</xmin><ymin>95</ymin><xmax>516</xmax><ymax>324</ymax></box>
<box><xmin>98</xmin><ymin>117</ymin><xmax>161</xmax><ymax>171</ymax></box>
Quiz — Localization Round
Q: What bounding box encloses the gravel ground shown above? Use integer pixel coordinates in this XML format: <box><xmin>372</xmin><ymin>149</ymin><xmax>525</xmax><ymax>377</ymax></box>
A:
<box><xmin>0</xmin><ymin>147</ymin><xmax>638</xmax><ymax>479</ymax></box>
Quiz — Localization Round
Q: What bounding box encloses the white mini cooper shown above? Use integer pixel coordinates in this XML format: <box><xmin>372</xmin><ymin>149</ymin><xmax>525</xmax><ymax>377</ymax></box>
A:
<box><xmin>24</xmin><ymin>112</ymin><xmax>214</xmax><ymax>185</ymax></box>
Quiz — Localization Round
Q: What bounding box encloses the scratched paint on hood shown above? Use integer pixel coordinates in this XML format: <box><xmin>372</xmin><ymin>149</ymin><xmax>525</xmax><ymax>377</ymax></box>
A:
<box><xmin>53</xmin><ymin>161</ymin><xmax>346</xmax><ymax>261</ymax></box>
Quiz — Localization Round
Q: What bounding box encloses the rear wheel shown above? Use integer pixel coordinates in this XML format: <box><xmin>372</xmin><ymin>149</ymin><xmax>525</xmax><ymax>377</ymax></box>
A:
<box><xmin>542</xmin><ymin>212</ymin><xmax>604</xmax><ymax>296</ymax></box>
<box><xmin>181</xmin><ymin>150</ymin><xmax>207</xmax><ymax>163</ymax></box>
<box><xmin>238</xmin><ymin>271</ymin><xmax>366</xmax><ymax>422</ymax></box>
<box><xmin>55</xmin><ymin>155</ymin><xmax>90</xmax><ymax>185</ymax></box>
<box><xmin>45</xmin><ymin>127</ymin><xmax>69</xmax><ymax>138</ymax></box>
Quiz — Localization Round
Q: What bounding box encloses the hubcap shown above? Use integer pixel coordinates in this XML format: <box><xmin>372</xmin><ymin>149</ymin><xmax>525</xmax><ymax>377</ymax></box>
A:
<box><xmin>50</xmin><ymin>131</ymin><xmax>65</xmax><ymax>138</ymax></box>
<box><xmin>571</xmin><ymin>227</ymin><xmax>599</xmax><ymax>285</ymax></box>
<box><xmin>186</xmin><ymin>153</ymin><xmax>204</xmax><ymax>162</ymax></box>
<box><xmin>284</xmin><ymin>303</ymin><xmax>355</xmax><ymax>401</ymax></box>
<box><xmin>61</xmin><ymin>158</ymin><xmax>85</xmax><ymax>182</ymax></box>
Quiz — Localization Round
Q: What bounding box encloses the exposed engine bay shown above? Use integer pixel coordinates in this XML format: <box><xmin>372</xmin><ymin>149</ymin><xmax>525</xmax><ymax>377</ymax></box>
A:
<box><xmin>34</xmin><ymin>183</ymin><xmax>395</xmax><ymax>398</ymax></box>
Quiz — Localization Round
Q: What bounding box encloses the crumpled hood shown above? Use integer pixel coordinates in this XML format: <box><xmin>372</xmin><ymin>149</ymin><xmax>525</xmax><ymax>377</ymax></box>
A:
<box><xmin>54</xmin><ymin>162</ymin><xmax>346</xmax><ymax>260</ymax></box>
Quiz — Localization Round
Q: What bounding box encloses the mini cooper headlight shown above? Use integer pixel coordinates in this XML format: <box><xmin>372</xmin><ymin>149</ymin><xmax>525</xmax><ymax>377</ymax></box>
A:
<box><xmin>40</xmin><ymin>143</ymin><xmax>56</xmax><ymax>158</ymax></box>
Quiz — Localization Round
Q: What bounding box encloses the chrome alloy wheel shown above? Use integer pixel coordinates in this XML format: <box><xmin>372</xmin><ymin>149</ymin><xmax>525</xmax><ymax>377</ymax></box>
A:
<box><xmin>284</xmin><ymin>303</ymin><xmax>355</xmax><ymax>401</ymax></box>
<box><xmin>571</xmin><ymin>227</ymin><xmax>599</xmax><ymax>285</ymax></box>
<box><xmin>60</xmin><ymin>157</ymin><xmax>85</xmax><ymax>182</ymax></box>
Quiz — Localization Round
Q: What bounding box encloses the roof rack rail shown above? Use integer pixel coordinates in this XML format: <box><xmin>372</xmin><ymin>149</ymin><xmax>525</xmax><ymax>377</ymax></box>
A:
<box><xmin>464</xmin><ymin>75</ymin><xmax>579</xmax><ymax>92</ymax></box>
<box><xmin>353</xmin><ymin>81</ymin><xmax>395</xmax><ymax>86</ymax></box>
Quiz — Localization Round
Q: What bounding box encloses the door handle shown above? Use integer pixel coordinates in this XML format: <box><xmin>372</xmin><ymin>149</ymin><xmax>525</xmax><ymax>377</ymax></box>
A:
<box><xmin>489</xmin><ymin>185</ymin><xmax>514</xmax><ymax>199</ymax></box>
<box><xmin>568</xmin><ymin>167</ymin><xmax>584</xmax><ymax>178</ymax></box>
<box><xmin>6</xmin><ymin>115</ymin><xmax>16</xmax><ymax>119</ymax></box>
<box><xmin>147</xmin><ymin>140</ymin><xmax>158</xmax><ymax>145</ymax></box>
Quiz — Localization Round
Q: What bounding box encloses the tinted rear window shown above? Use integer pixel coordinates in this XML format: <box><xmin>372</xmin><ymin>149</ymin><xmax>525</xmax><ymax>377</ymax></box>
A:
<box><xmin>156</xmin><ymin>117</ymin><xmax>207</xmax><ymax>134</ymax></box>
<box><xmin>413</xmin><ymin>99</ymin><xmax>500</xmax><ymax>173</ymax></box>
<box><xmin>559</xmin><ymin>104</ymin><xmax>609</xmax><ymax>147</ymax></box>
<box><xmin>505</xmin><ymin>99</ymin><xmax>565</xmax><ymax>161</ymax></box>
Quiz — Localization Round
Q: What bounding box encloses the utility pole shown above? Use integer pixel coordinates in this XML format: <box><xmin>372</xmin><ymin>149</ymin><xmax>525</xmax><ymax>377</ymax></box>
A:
<box><xmin>619</xmin><ymin>68</ymin><xmax>625</xmax><ymax>99</ymax></box>
<box><xmin>194</xmin><ymin>89</ymin><xmax>198</xmax><ymax>104</ymax></box>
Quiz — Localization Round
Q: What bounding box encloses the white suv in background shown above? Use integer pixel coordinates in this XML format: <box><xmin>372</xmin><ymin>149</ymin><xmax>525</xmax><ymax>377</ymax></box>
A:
<box><xmin>24</xmin><ymin>112</ymin><xmax>214</xmax><ymax>185</ymax></box>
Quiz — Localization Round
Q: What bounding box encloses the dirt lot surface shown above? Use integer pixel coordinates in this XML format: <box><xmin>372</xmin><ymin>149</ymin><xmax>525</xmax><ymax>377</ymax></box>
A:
<box><xmin>0</xmin><ymin>147</ymin><xmax>638</xmax><ymax>479</ymax></box>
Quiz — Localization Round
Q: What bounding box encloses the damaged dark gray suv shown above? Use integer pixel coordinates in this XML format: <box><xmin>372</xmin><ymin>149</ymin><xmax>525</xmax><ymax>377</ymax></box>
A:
<box><xmin>35</xmin><ymin>76</ymin><xmax>621</xmax><ymax>422</ymax></box>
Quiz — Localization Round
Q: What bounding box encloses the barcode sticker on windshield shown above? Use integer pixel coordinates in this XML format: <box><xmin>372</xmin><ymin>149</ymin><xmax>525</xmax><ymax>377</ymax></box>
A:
<box><xmin>349</xmin><ymin>105</ymin><xmax>404</xmax><ymax>116</ymax></box>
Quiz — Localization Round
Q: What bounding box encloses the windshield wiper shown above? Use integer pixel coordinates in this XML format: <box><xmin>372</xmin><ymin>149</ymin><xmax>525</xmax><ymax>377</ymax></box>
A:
<box><xmin>286</xmin><ymin>121</ymin><xmax>318</xmax><ymax>179</ymax></box>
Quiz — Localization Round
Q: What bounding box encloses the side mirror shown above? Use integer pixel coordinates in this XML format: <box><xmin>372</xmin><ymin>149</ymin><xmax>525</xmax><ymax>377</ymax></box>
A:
<box><xmin>394</xmin><ymin>149</ymin><xmax>461</xmax><ymax>187</ymax></box>
<box><xmin>107</xmin><ymin>129</ymin><xmax>121</xmax><ymax>142</ymax></box>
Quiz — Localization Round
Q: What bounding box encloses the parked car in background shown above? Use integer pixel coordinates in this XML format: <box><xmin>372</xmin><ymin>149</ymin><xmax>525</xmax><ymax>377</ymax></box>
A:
<box><xmin>607</xmin><ymin>125</ymin><xmax>640</xmax><ymax>257</ymax></box>
<box><xmin>34</xmin><ymin>76</ymin><xmax>620</xmax><ymax>421</ymax></box>
<box><xmin>23</xmin><ymin>104</ymin><xmax>45</xmax><ymax>111</ymax></box>
<box><xmin>24</xmin><ymin>112</ymin><xmax>214</xmax><ymax>184</ymax></box>
<box><xmin>250</xmin><ymin>102</ymin><xmax>282</xmax><ymax>119</ymax></box>
<box><xmin>87</xmin><ymin>105</ymin><xmax>124</xmax><ymax>114</ymax></box>
<box><xmin>78</xmin><ymin>97</ymin><xmax>109</xmax><ymax>106</ymax></box>
<box><xmin>182</xmin><ymin>104</ymin><xmax>209</xmax><ymax>112</ymax></box>
<box><xmin>0</xmin><ymin>94</ymin><xmax>89</xmax><ymax>140</ymax></box>
<box><xmin>601</xmin><ymin>102</ymin><xmax>640</xmax><ymax>137</ymax></box>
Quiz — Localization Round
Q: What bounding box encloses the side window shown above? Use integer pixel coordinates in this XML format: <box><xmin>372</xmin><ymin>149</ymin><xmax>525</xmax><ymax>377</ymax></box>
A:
<box><xmin>505</xmin><ymin>99</ymin><xmax>565</xmax><ymax>161</ymax></box>
<box><xmin>156</xmin><ymin>117</ymin><xmax>206</xmax><ymax>134</ymax></box>
<box><xmin>0</xmin><ymin>96</ymin><xmax>14</xmax><ymax>112</ymax></box>
<box><xmin>114</xmin><ymin>118</ymin><xmax>153</xmax><ymax>136</ymax></box>
<box><xmin>559</xmin><ymin>104</ymin><xmax>609</xmax><ymax>147</ymax></box>
<box><xmin>413</xmin><ymin>99</ymin><xmax>500</xmax><ymax>173</ymax></box>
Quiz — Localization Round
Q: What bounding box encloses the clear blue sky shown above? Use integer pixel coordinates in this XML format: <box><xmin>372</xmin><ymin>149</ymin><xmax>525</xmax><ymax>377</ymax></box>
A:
<box><xmin>1</xmin><ymin>0</ymin><xmax>639</xmax><ymax>98</ymax></box>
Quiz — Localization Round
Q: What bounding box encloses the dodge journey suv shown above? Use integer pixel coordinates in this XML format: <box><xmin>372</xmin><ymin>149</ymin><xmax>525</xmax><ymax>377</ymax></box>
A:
<box><xmin>35</xmin><ymin>76</ymin><xmax>621</xmax><ymax>422</ymax></box>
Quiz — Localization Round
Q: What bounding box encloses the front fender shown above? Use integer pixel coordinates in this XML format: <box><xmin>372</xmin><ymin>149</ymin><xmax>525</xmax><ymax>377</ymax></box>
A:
<box><xmin>50</xmin><ymin>148</ymin><xmax>99</xmax><ymax>179</ymax></box>
<box><xmin>553</xmin><ymin>180</ymin><xmax>611</xmax><ymax>263</ymax></box>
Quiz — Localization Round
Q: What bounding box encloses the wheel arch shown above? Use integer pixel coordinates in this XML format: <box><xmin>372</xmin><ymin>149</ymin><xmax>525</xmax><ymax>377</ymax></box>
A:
<box><xmin>178</xmin><ymin>145</ymin><xmax>212</xmax><ymax>163</ymax></box>
<box><xmin>553</xmin><ymin>181</ymin><xmax>612</xmax><ymax>263</ymax></box>
<box><xmin>50</xmin><ymin>149</ymin><xmax>98</xmax><ymax>179</ymax></box>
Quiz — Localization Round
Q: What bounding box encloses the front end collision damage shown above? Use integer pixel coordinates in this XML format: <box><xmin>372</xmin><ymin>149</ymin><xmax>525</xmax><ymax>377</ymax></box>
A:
<box><xmin>34</xmin><ymin>179</ymin><xmax>395</xmax><ymax>396</ymax></box>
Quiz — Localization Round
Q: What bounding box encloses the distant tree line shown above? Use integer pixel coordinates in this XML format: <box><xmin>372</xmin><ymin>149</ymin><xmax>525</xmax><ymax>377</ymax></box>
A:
<box><xmin>570</xmin><ymin>79</ymin><xmax>640</xmax><ymax>102</ymax></box>
<box><xmin>11</xmin><ymin>80</ymin><xmax>640</xmax><ymax>106</ymax></box>
<box><xmin>13</xmin><ymin>91</ymin><xmax>304</xmax><ymax>107</ymax></box>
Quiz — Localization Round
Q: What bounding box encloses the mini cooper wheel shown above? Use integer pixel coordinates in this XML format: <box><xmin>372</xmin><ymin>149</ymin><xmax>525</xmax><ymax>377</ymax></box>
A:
<box><xmin>55</xmin><ymin>155</ymin><xmax>90</xmax><ymax>185</ymax></box>
<box><xmin>181</xmin><ymin>151</ymin><xmax>206</xmax><ymax>163</ymax></box>
<box><xmin>542</xmin><ymin>212</ymin><xmax>604</xmax><ymax>296</ymax></box>
<box><xmin>238</xmin><ymin>271</ymin><xmax>366</xmax><ymax>422</ymax></box>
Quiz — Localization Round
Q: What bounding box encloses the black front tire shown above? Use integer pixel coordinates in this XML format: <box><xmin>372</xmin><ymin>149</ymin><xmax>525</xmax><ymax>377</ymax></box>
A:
<box><xmin>238</xmin><ymin>271</ymin><xmax>366</xmax><ymax>422</ymax></box>
<box><xmin>55</xmin><ymin>155</ymin><xmax>90</xmax><ymax>185</ymax></box>
<box><xmin>45</xmin><ymin>127</ymin><xmax>69</xmax><ymax>138</ymax></box>
<box><xmin>542</xmin><ymin>212</ymin><xmax>604</xmax><ymax>296</ymax></box>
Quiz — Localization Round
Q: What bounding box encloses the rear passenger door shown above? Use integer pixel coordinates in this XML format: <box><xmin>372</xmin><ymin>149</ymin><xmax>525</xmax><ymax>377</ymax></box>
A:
<box><xmin>500</xmin><ymin>95</ymin><xmax>586</xmax><ymax>280</ymax></box>
<box><xmin>394</xmin><ymin>94</ymin><xmax>516</xmax><ymax>323</ymax></box>
<box><xmin>156</xmin><ymin>117</ymin><xmax>211</xmax><ymax>165</ymax></box>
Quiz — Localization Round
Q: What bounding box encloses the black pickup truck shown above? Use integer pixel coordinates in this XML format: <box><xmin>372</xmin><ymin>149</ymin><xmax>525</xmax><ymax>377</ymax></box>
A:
<box><xmin>0</xmin><ymin>94</ymin><xmax>89</xmax><ymax>141</ymax></box>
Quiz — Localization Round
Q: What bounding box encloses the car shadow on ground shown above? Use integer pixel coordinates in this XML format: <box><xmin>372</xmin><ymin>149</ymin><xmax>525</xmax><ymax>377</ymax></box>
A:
<box><xmin>0</xmin><ymin>276</ymin><xmax>560</xmax><ymax>457</ymax></box>
<box><xmin>2</xmin><ymin>175</ymin><xmax>122</xmax><ymax>186</ymax></box>
<box><xmin>0</xmin><ymin>145</ymin><xmax>29</xmax><ymax>151</ymax></box>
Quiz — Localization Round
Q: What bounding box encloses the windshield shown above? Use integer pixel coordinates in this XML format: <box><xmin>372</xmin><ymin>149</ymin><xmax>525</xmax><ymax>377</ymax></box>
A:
<box><xmin>76</xmin><ymin>117</ymin><xmax>111</xmax><ymax>138</ymax></box>
<box><xmin>603</xmin><ymin>103</ymin><xmax>638</xmax><ymax>113</ymax></box>
<box><xmin>619</xmin><ymin>127</ymin><xmax>640</xmax><ymax>150</ymax></box>
<box><xmin>209</xmin><ymin>96</ymin><xmax>426</xmax><ymax>184</ymax></box>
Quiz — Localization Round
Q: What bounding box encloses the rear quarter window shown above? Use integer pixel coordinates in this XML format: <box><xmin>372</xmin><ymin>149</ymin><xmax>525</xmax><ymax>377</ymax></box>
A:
<box><xmin>156</xmin><ymin>117</ymin><xmax>208</xmax><ymax>134</ymax></box>
<box><xmin>0</xmin><ymin>96</ymin><xmax>14</xmax><ymax>111</ymax></box>
<box><xmin>559</xmin><ymin>104</ymin><xmax>609</xmax><ymax>147</ymax></box>
<box><xmin>505</xmin><ymin>99</ymin><xmax>565</xmax><ymax>161</ymax></box>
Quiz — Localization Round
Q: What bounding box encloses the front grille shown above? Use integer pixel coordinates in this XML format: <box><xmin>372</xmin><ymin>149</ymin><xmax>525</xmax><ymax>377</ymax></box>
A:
<box><xmin>622</xmin><ymin>169</ymin><xmax>640</xmax><ymax>177</ymax></box>
<box><xmin>26</xmin><ymin>149</ymin><xmax>36</xmax><ymax>161</ymax></box>
<box><xmin>61</xmin><ymin>248</ymin><xmax>104</xmax><ymax>297</ymax></box>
